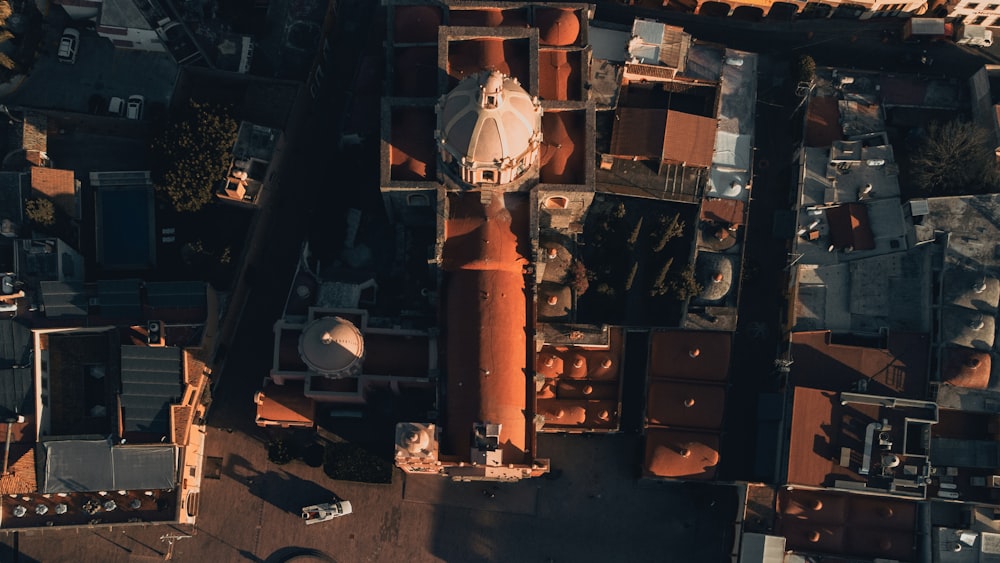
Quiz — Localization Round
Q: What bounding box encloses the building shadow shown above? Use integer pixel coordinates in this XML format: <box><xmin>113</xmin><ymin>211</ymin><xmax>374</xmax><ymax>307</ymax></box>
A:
<box><xmin>256</xmin><ymin>469</ymin><xmax>339</xmax><ymax>516</ymax></box>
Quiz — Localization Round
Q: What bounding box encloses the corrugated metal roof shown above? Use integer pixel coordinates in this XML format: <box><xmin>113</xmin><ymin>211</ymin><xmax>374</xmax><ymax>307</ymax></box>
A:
<box><xmin>120</xmin><ymin>346</ymin><xmax>182</xmax><ymax>435</ymax></box>
<box><xmin>662</xmin><ymin>110</ymin><xmax>716</xmax><ymax>168</ymax></box>
<box><xmin>0</xmin><ymin>369</ymin><xmax>32</xmax><ymax>418</ymax></box>
<box><xmin>40</xmin><ymin>439</ymin><xmax>176</xmax><ymax>493</ymax></box>
<box><xmin>98</xmin><ymin>279</ymin><xmax>141</xmax><ymax>319</ymax></box>
<box><xmin>145</xmin><ymin>281</ymin><xmax>205</xmax><ymax>309</ymax></box>
<box><xmin>40</xmin><ymin>280</ymin><xmax>87</xmax><ymax>317</ymax></box>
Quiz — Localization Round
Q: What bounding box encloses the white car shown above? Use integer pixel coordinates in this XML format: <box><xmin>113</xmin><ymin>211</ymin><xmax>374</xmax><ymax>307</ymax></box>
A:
<box><xmin>108</xmin><ymin>97</ymin><xmax>125</xmax><ymax>117</ymax></box>
<box><xmin>57</xmin><ymin>28</ymin><xmax>79</xmax><ymax>64</ymax></box>
<box><xmin>301</xmin><ymin>500</ymin><xmax>352</xmax><ymax>524</ymax></box>
<box><xmin>126</xmin><ymin>95</ymin><xmax>144</xmax><ymax>120</ymax></box>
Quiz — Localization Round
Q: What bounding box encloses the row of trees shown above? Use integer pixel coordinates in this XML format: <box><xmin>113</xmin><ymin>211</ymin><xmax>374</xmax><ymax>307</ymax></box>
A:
<box><xmin>151</xmin><ymin>100</ymin><xmax>238</xmax><ymax>213</ymax></box>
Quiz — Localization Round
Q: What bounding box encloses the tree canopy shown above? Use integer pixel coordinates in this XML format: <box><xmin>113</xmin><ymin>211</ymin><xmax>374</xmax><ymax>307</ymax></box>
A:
<box><xmin>152</xmin><ymin>101</ymin><xmax>238</xmax><ymax>213</ymax></box>
<box><xmin>910</xmin><ymin>119</ymin><xmax>1000</xmax><ymax>196</ymax></box>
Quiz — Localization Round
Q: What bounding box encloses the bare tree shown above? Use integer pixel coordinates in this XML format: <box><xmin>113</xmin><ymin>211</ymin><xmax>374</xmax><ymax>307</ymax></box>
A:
<box><xmin>911</xmin><ymin>120</ymin><xmax>1000</xmax><ymax>195</ymax></box>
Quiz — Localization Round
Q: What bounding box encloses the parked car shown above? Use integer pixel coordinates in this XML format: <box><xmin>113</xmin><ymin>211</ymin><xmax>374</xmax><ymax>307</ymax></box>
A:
<box><xmin>108</xmin><ymin>97</ymin><xmax>125</xmax><ymax>117</ymax></box>
<box><xmin>126</xmin><ymin>95</ymin><xmax>144</xmax><ymax>120</ymax></box>
<box><xmin>301</xmin><ymin>500</ymin><xmax>352</xmax><ymax>524</ymax></box>
<box><xmin>57</xmin><ymin>28</ymin><xmax>79</xmax><ymax>64</ymax></box>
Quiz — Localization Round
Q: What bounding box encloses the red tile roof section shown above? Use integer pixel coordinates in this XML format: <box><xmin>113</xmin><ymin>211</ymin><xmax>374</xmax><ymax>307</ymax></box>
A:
<box><xmin>448</xmin><ymin>39</ymin><xmax>529</xmax><ymax>90</ymax></box>
<box><xmin>776</xmin><ymin>488</ymin><xmax>917</xmax><ymax>561</ymax></box>
<box><xmin>701</xmin><ymin>198</ymin><xmax>745</xmax><ymax>226</ymax></box>
<box><xmin>390</xmin><ymin>108</ymin><xmax>437</xmax><ymax>181</ymax></box>
<box><xmin>786</xmin><ymin>386</ymin><xmax>875</xmax><ymax>488</ymax></box>
<box><xmin>662</xmin><ymin>111</ymin><xmax>716</xmax><ymax>168</ymax></box>
<box><xmin>539</xmin><ymin>110</ymin><xmax>585</xmax><ymax>184</ymax></box>
<box><xmin>805</xmin><ymin>96</ymin><xmax>842</xmax><ymax>148</ymax></box>
<box><xmin>30</xmin><ymin>167</ymin><xmax>76</xmax><ymax>219</ymax></box>
<box><xmin>645</xmin><ymin>380</ymin><xmax>725</xmax><ymax>430</ymax></box>
<box><xmin>826</xmin><ymin>203</ymin><xmax>875</xmax><ymax>251</ymax></box>
<box><xmin>789</xmin><ymin>330</ymin><xmax>929</xmax><ymax>398</ymax></box>
<box><xmin>395</xmin><ymin>47</ymin><xmax>438</xmax><ymax>97</ymax></box>
<box><xmin>538</xmin><ymin>49</ymin><xmax>581</xmax><ymax>101</ymax></box>
<box><xmin>609</xmin><ymin>108</ymin><xmax>666</xmax><ymax>159</ymax></box>
<box><xmin>256</xmin><ymin>381</ymin><xmax>316</xmax><ymax>426</ymax></box>
<box><xmin>393</xmin><ymin>6</ymin><xmax>440</xmax><ymax>43</ymax></box>
<box><xmin>536</xmin><ymin>8</ymin><xmax>581</xmax><ymax>46</ymax></box>
<box><xmin>941</xmin><ymin>347</ymin><xmax>991</xmax><ymax>389</ymax></box>
<box><xmin>643</xmin><ymin>427</ymin><xmax>719</xmax><ymax>479</ymax></box>
<box><xmin>443</xmin><ymin>193</ymin><xmax>531</xmax><ymax>464</ymax></box>
<box><xmin>0</xmin><ymin>445</ymin><xmax>36</xmax><ymax>494</ymax></box>
<box><xmin>448</xmin><ymin>8</ymin><xmax>528</xmax><ymax>27</ymax></box>
<box><xmin>648</xmin><ymin>330</ymin><xmax>731</xmax><ymax>382</ymax></box>
<box><xmin>537</xmin><ymin>399</ymin><xmax>618</xmax><ymax>429</ymax></box>
<box><xmin>363</xmin><ymin>332</ymin><xmax>430</xmax><ymax>377</ymax></box>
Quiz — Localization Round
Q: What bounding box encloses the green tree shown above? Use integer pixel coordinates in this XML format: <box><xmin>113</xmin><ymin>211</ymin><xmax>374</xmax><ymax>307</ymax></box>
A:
<box><xmin>25</xmin><ymin>198</ymin><xmax>54</xmax><ymax>226</ymax></box>
<box><xmin>624</xmin><ymin>261</ymin><xmax>638</xmax><ymax>291</ymax></box>
<box><xmin>795</xmin><ymin>55</ymin><xmax>816</xmax><ymax>85</ymax></box>
<box><xmin>152</xmin><ymin>101</ymin><xmax>239</xmax><ymax>212</ymax></box>
<box><xmin>564</xmin><ymin>259</ymin><xmax>590</xmax><ymax>296</ymax></box>
<box><xmin>627</xmin><ymin>216</ymin><xmax>644</xmax><ymax>246</ymax></box>
<box><xmin>911</xmin><ymin>120</ymin><xmax>999</xmax><ymax>196</ymax></box>
<box><xmin>649</xmin><ymin>257</ymin><xmax>674</xmax><ymax>297</ymax></box>
<box><xmin>668</xmin><ymin>264</ymin><xmax>702</xmax><ymax>302</ymax></box>
<box><xmin>651</xmin><ymin>212</ymin><xmax>685</xmax><ymax>252</ymax></box>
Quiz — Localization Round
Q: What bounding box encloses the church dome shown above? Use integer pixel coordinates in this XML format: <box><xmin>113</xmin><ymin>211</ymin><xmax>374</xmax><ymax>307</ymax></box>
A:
<box><xmin>436</xmin><ymin>70</ymin><xmax>543</xmax><ymax>186</ymax></box>
<box><xmin>298</xmin><ymin>316</ymin><xmax>365</xmax><ymax>377</ymax></box>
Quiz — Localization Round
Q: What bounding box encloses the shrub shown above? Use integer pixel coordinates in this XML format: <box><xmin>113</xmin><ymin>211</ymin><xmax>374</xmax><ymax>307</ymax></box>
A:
<box><xmin>25</xmin><ymin>198</ymin><xmax>55</xmax><ymax>226</ymax></box>
<box><xmin>323</xmin><ymin>442</ymin><xmax>393</xmax><ymax>484</ymax></box>
<box><xmin>627</xmin><ymin>216</ymin><xmax>644</xmax><ymax>247</ymax></box>
<box><xmin>651</xmin><ymin>212</ymin><xmax>684</xmax><ymax>252</ymax></box>
<box><xmin>649</xmin><ymin>258</ymin><xmax>674</xmax><ymax>297</ymax></box>
<box><xmin>668</xmin><ymin>264</ymin><xmax>703</xmax><ymax>302</ymax></box>
<box><xmin>565</xmin><ymin>259</ymin><xmax>590</xmax><ymax>296</ymax></box>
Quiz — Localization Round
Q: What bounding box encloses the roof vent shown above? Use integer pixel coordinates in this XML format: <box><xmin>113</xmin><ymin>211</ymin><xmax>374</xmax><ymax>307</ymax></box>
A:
<box><xmin>970</xmin><ymin>314</ymin><xmax>986</xmax><ymax>330</ymax></box>
<box><xmin>882</xmin><ymin>454</ymin><xmax>900</xmax><ymax>468</ymax></box>
<box><xmin>973</xmin><ymin>277</ymin><xmax>988</xmax><ymax>293</ymax></box>
<box><xmin>688</xmin><ymin>348</ymin><xmax>700</xmax><ymax>358</ymax></box>
<box><xmin>147</xmin><ymin>320</ymin><xmax>163</xmax><ymax>346</ymax></box>
<box><xmin>967</xmin><ymin>357</ymin><xmax>983</xmax><ymax>369</ymax></box>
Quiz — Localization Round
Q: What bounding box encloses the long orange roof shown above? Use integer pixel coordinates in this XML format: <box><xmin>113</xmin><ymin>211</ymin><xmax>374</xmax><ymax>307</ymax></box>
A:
<box><xmin>443</xmin><ymin>193</ymin><xmax>531</xmax><ymax>464</ymax></box>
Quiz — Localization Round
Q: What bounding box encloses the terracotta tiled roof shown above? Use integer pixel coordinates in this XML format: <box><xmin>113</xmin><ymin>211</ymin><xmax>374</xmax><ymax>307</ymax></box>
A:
<box><xmin>662</xmin><ymin>111</ymin><xmax>716</xmax><ymax>168</ymax></box>
<box><xmin>538</xmin><ymin>49</ymin><xmax>580</xmax><ymax>101</ymax></box>
<box><xmin>390</xmin><ymin>107</ymin><xmax>437</xmax><ymax>181</ymax></box>
<box><xmin>21</xmin><ymin>113</ymin><xmax>46</xmax><ymax>153</ymax></box>
<box><xmin>643</xmin><ymin>427</ymin><xmax>719</xmax><ymax>479</ymax></box>
<box><xmin>448</xmin><ymin>8</ymin><xmax>527</xmax><ymax>27</ymax></box>
<box><xmin>30</xmin><ymin>167</ymin><xmax>76</xmax><ymax>219</ymax></box>
<box><xmin>648</xmin><ymin>330</ymin><xmax>731</xmax><ymax>382</ymax></box>
<box><xmin>645</xmin><ymin>380</ymin><xmax>725</xmax><ymax>431</ymax></box>
<box><xmin>443</xmin><ymin>194</ymin><xmax>531</xmax><ymax>464</ymax></box>
<box><xmin>941</xmin><ymin>347</ymin><xmax>991</xmax><ymax>389</ymax></box>
<box><xmin>395</xmin><ymin>47</ymin><xmax>438</xmax><ymax>97</ymax></box>
<box><xmin>609</xmin><ymin>108</ymin><xmax>666</xmax><ymax>159</ymax></box>
<box><xmin>254</xmin><ymin>381</ymin><xmax>315</xmax><ymax>427</ymax></box>
<box><xmin>394</xmin><ymin>6</ymin><xmax>440</xmax><ymax>43</ymax></box>
<box><xmin>536</xmin><ymin>8</ymin><xmax>580</xmax><ymax>47</ymax></box>
<box><xmin>789</xmin><ymin>330</ymin><xmax>929</xmax><ymax>398</ymax></box>
<box><xmin>826</xmin><ymin>203</ymin><xmax>874</xmax><ymax>251</ymax></box>
<box><xmin>0</xmin><ymin>445</ymin><xmax>36</xmax><ymax>495</ymax></box>
<box><xmin>805</xmin><ymin>96</ymin><xmax>842</xmax><ymax>148</ymax></box>
<box><xmin>701</xmin><ymin>198</ymin><xmax>745</xmax><ymax>226</ymax></box>
<box><xmin>183</xmin><ymin>349</ymin><xmax>209</xmax><ymax>386</ymax></box>
<box><xmin>171</xmin><ymin>405</ymin><xmax>192</xmax><ymax>445</ymax></box>
<box><xmin>776</xmin><ymin>488</ymin><xmax>917</xmax><ymax>561</ymax></box>
<box><xmin>539</xmin><ymin>110</ymin><xmax>585</xmax><ymax>184</ymax></box>
<box><xmin>537</xmin><ymin>399</ymin><xmax>618</xmax><ymax>430</ymax></box>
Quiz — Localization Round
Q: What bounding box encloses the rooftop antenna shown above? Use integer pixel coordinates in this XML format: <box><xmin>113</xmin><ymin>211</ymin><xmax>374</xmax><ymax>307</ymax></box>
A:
<box><xmin>159</xmin><ymin>533</ymin><xmax>192</xmax><ymax>560</ymax></box>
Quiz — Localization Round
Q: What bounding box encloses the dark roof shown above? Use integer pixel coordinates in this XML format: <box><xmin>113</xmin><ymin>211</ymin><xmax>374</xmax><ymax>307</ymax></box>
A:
<box><xmin>648</xmin><ymin>330</ymin><xmax>731</xmax><ymax>382</ymax></box>
<box><xmin>145</xmin><ymin>281</ymin><xmax>205</xmax><ymax>309</ymax></box>
<box><xmin>98</xmin><ymin>279</ymin><xmax>141</xmax><ymax>319</ymax></box>
<box><xmin>645</xmin><ymin>380</ymin><xmax>725</xmax><ymax>431</ymax></box>
<box><xmin>701</xmin><ymin>198</ymin><xmax>745</xmax><ymax>226</ymax></box>
<box><xmin>826</xmin><ymin>203</ymin><xmax>875</xmax><ymax>251</ymax></box>
<box><xmin>789</xmin><ymin>330</ymin><xmax>929</xmax><ymax>399</ymax></box>
<box><xmin>0</xmin><ymin>319</ymin><xmax>34</xmax><ymax>418</ymax></box>
<box><xmin>39</xmin><ymin>439</ymin><xmax>176</xmax><ymax>493</ymax></box>
<box><xmin>0</xmin><ymin>172</ymin><xmax>25</xmax><ymax>224</ymax></box>
<box><xmin>609</xmin><ymin>108</ymin><xmax>666</xmax><ymax>158</ymax></box>
<box><xmin>40</xmin><ymin>281</ymin><xmax>87</xmax><ymax>317</ymax></box>
<box><xmin>120</xmin><ymin>346</ymin><xmax>182</xmax><ymax>435</ymax></box>
<box><xmin>805</xmin><ymin>96</ymin><xmax>842</xmax><ymax>148</ymax></box>
<box><xmin>0</xmin><ymin>319</ymin><xmax>31</xmax><ymax>369</ymax></box>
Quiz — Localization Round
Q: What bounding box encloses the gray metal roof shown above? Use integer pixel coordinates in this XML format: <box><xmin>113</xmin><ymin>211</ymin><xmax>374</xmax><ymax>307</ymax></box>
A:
<box><xmin>120</xmin><ymin>346</ymin><xmax>181</xmax><ymax>435</ymax></box>
<box><xmin>40</xmin><ymin>280</ymin><xmax>87</xmax><ymax>317</ymax></box>
<box><xmin>98</xmin><ymin>279</ymin><xmax>142</xmax><ymax>319</ymax></box>
<box><xmin>0</xmin><ymin>319</ymin><xmax>31</xmax><ymax>369</ymax></box>
<box><xmin>145</xmin><ymin>281</ymin><xmax>205</xmax><ymax>309</ymax></box>
<box><xmin>40</xmin><ymin>438</ymin><xmax>176</xmax><ymax>493</ymax></box>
